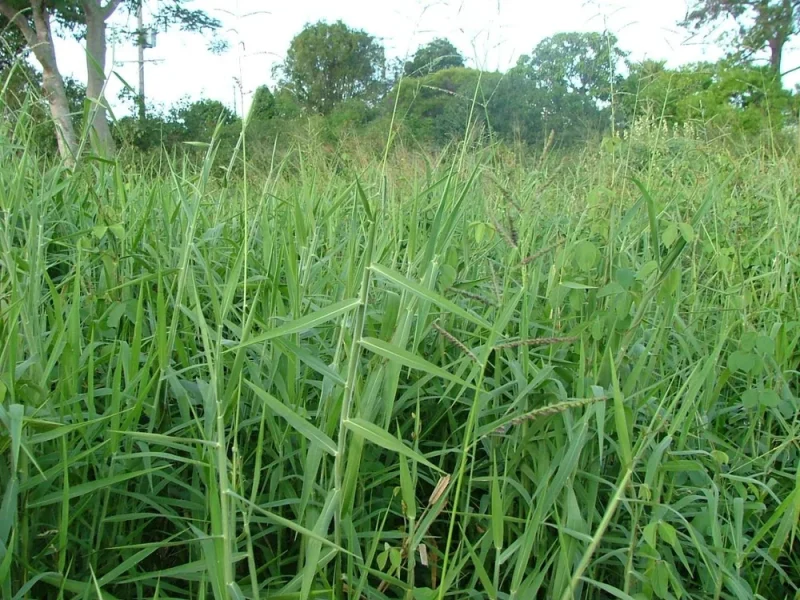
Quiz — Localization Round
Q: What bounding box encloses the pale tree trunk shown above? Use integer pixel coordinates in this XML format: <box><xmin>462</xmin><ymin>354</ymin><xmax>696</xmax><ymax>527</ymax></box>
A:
<box><xmin>0</xmin><ymin>1</ymin><xmax>78</xmax><ymax>163</ymax></box>
<box><xmin>82</xmin><ymin>0</ymin><xmax>123</xmax><ymax>155</ymax></box>
<box><xmin>84</xmin><ymin>8</ymin><xmax>114</xmax><ymax>153</ymax></box>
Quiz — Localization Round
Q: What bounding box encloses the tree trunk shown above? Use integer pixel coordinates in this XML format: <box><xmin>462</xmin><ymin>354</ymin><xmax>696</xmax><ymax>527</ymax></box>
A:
<box><xmin>768</xmin><ymin>35</ymin><xmax>784</xmax><ymax>78</ymax></box>
<box><xmin>84</xmin><ymin>5</ymin><xmax>115</xmax><ymax>155</ymax></box>
<box><xmin>766</xmin><ymin>0</ymin><xmax>796</xmax><ymax>83</ymax></box>
<box><xmin>0</xmin><ymin>1</ymin><xmax>79</xmax><ymax>163</ymax></box>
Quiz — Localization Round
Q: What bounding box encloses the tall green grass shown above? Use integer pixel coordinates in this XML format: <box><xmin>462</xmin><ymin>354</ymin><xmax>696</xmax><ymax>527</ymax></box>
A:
<box><xmin>0</xmin><ymin>108</ymin><xmax>798</xmax><ymax>600</ymax></box>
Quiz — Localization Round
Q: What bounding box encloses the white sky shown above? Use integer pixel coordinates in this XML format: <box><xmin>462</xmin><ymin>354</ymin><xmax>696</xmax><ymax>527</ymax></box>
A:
<box><xmin>50</xmin><ymin>0</ymin><xmax>800</xmax><ymax>117</ymax></box>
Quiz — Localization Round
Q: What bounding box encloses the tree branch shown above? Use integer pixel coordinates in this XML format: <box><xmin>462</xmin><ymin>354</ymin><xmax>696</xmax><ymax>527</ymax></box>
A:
<box><xmin>0</xmin><ymin>2</ymin><xmax>37</xmax><ymax>47</ymax></box>
<box><xmin>101</xmin><ymin>0</ymin><xmax>125</xmax><ymax>20</ymax></box>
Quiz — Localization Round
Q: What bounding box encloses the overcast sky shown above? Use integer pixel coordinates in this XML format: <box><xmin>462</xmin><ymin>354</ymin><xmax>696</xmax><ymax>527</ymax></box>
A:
<box><xmin>50</xmin><ymin>0</ymin><xmax>800</xmax><ymax>117</ymax></box>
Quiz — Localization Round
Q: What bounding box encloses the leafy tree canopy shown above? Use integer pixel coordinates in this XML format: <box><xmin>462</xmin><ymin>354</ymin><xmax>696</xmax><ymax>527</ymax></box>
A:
<box><xmin>404</xmin><ymin>38</ymin><xmax>465</xmax><ymax>77</ymax></box>
<box><xmin>515</xmin><ymin>32</ymin><xmax>628</xmax><ymax>101</ymax></box>
<box><xmin>682</xmin><ymin>0</ymin><xmax>800</xmax><ymax>77</ymax></box>
<box><xmin>249</xmin><ymin>85</ymin><xmax>275</xmax><ymax>122</ymax></box>
<box><xmin>277</xmin><ymin>20</ymin><xmax>385</xmax><ymax>115</ymax></box>
<box><xmin>170</xmin><ymin>97</ymin><xmax>237</xmax><ymax>141</ymax></box>
<box><xmin>391</xmin><ymin>67</ymin><xmax>502</xmax><ymax>143</ymax></box>
<box><xmin>621</xmin><ymin>59</ymin><xmax>791</xmax><ymax>132</ymax></box>
<box><xmin>509</xmin><ymin>32</ymin><xmax>628</xmax><ymax>144</ymax></box>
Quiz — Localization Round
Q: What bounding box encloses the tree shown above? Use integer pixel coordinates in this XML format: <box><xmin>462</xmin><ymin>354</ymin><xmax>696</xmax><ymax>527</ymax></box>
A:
<box><xmin>681</xmin><ymin>0</ymin><xmax>800</xmax><ymax>79</ymax></box>
<box><xmin>248</xmin><ymin>85</ymin><xmax>275</xmax><ymax>122</ymax></box>
<box><xmin>0</xmin><ymin>0</ymin><xmax>220</xmax><ymax>159</ymax></box>
<box><xmin>512</xmin><ymin>32</ymin><xmax>628</xmax><ymax>144</ymax></box>
<box><xmin>278</xmin><ymin>20</ymin><xmax>385</xmax><ymax>115</ymax></box>
<box><xmin>0</xmin><ymin>1</ymin><xmax>79</xmax><ymax>161</ymax></box>
<box><xmin>491</xmin><ymin>69</ymin><xmax>546</xmax><ymax>144</ymax></box>
<box><xmin>404</xmin><ymin>38</ymin><xmax>465</xmax><ymax>77</ymax></box>
<box><xmin>621</xmin><ymin>59</ymin><xmax>791</xmax><ymax>133</ymax></box>
<box><xmin>273</xmin><ymin>87</ymin><xmax>303</xmax><ymax>119</ymax></box>
<box><xmin>71</xmin><ymin>0</ymin><xmax>220</xmax><ymax>154</ymax></box>
<box><xmin>171</xmin><ymin>97</ymin><xmax>237</xmax><ymax>141</ymax></box>
<box><xmin>389</xmin><ymin>67</ymin><xmax>502</xmax><ymax>143</ymax></box>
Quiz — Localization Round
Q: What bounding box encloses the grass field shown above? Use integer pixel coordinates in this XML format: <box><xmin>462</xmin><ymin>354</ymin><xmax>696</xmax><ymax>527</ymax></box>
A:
<box><xmin>1</xmin><ymin>114</ymin><xmax>799</xmax><ymax>599</ymax></box>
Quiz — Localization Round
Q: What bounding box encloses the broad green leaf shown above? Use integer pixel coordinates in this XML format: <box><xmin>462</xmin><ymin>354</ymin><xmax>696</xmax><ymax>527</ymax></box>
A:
<box><xmin>643</xmin><ymin>521</ymin><xmax>658</xmax><ymax>549</ymax></box>
<box><xmin>574</xmin><ymin>240</ymin><xmax>598</xmax><ymax>271</ymax></box>
<box><xmin>637</xmin><ymin>260</ymin><xmax>659</xmax><ymax>280</ymax></box>
<box><xmin>755</xmin><ymin>335</ymin><xmax>775</xmax><ymax>356</ymax></box>
<box><xmin>474</xmin><ymin>222</ymin><xmax>486</xmax><ymax>244</ymax></box>
<box><xmin>413</xmin><ymin>588</ymin><xmax>437</xmax><ymax>600</ymax></box>
<box><xmin>615</xmin><ymin>268</ymin><xmax>636</xmax><ymax>290</ymax></box>
<box><xmin>658</xmin><ymin>521</ymin><xmax>678</xmax><ymax>548</ymax></box>
<box><xmin>759</xmin><ymin>390</ymin><xmax>780</xmax><ymax>408</ymax></box>
<box><xmin>598</xmin><ymin>282</ymin><xmax>625</xmax><ymax>298</ymax></box>
<box><xmin>439</xmin><ymin>264</ymin><xmax>457</xmax><ymax>290</ymax></box>
<box><xmin>678</xmin><ymin>222</ymin><xmax>694</xmax><ymax>243</ymax></box>
<box><xmin>728</xmin><ymin>351</ymin><xmax>756</xmax><ymax>373</ymax></box>
<box><xmin>662</xmin><ymin>222</ymin><xmax>678</xmax><ymax>248</ymax></box>
<box><xmin>743</xmin><ymin>389</ymin><xmax>760</xmax><ymax>409</ymax></box>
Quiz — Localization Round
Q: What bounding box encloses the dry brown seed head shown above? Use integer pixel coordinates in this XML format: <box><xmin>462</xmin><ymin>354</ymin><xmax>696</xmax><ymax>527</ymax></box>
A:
<box><xmin>418</xmin><ymin>544</ymin><xmax>429</xmax><ymax>567</ymax></box>
<box><xmin>429</xmin><ymin>474</ymin><xmax>451</xmax><ymax>506</ymax></box>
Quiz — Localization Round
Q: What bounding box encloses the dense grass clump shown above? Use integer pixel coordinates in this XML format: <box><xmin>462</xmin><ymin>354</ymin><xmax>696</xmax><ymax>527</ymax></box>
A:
<box><xmin>0</xmin><ymin>114</ymin><xmax>798</xmax><ymax>600</ymax></box>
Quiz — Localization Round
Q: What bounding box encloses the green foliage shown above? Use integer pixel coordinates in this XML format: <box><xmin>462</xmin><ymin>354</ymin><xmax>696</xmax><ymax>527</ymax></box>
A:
<box><xmin>390</xmin><ymin>67</ymin><xmax>502</xmax><ymax>144</ymax></box>
<box><xmin>248</xmin><ymin>85</ymin><xmax>275</xmax><ymax>122</ymax></box>
<box><xmin>42</xmin><ymin>0</ymin><xmax>221</xmax><ymax>38</ymax></box>
<box><xmin>148</xmin><ymin>0</ymin><xmax>221</xmax><ymax>33</ymax></box>
<box><xmin>0</xmin><ymin>58</ymin><xmax>85</xmax><ymax>150</ymax></box>
<box><xmin>278</xmin><ymin>20</ymin><xmax>385</xmax><ymax>115</ymax></box>
<box><xmin>170</xmin><ymin>97</ymin><xmax>238</xmax><ymax>141</ymax></box>
<box><xmin>112</xmin><ymin>113</ymin><xmax>186</xmax><ymax>151</ymax></box>
<box><xmin>272</xmin><ymin>86</ymin><xmax>303</xmax><ymax>119</ymax></box>
<box><xmin>517</xmin><ymin>31</ymin><xmax>627</xmax><ymax>101</ymax></box>
<box><xmin>682</xmin><ymin>0</ymin><xmax>800</xmax><ymax>74</ymax></box>
<box><xmin>622</xmin><ymin>59</ymin><xmax>791</xmax><ymax>133</ymax></box>
<box><xmin>489</xmin><ymin>69</ymin><xmax>546</xmax><ymax>144</ymax></box>
<box><xmin>0</xmin><ymin>21</ymin><xmax>25</xmax><ymax>71</ymax></box>
<box><xmin>323</xmin><ymin>98</ymin><xmax>376</xmax><ymax>142</ymax></box>
<box><xmin>404</xmin><ymin>37</ymin><xmax>465</xmax><ymax>77</ymax></box>
<box><xmin>511</xmin><ymin>31</ymin><xmax>628</xmax><ymax>144</ymax></box>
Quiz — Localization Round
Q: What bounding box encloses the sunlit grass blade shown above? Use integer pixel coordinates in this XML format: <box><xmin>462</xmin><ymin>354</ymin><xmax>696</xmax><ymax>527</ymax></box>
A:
<box><xmin>232</xmin><ymin>298</ymin><xmax>360</xmax><ymax>350</ymax></box>
<box><xmin>370</xmin><ymin>263</ymin><xmax>491</xmax><ymax>330</ymax></box>
<box><xmin>343</xmin><ymin>418</ymin><xmax>441</xmax><ymax>472</ymax></box>
<box><xmin>360</xmin><ymin>337</ymin><xmax>473</xmax><ymax>388</ymax></box>
<box><xmin>245</xmin><ymin>380</ymin><xmax>337</xmax><ymax>456</ymax></box>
